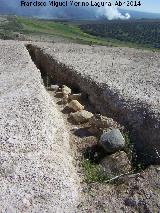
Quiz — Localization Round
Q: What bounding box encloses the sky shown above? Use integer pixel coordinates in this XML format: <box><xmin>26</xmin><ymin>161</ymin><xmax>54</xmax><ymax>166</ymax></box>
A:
<box><xmin>122</xmin><ymin>0</ymin><xmax>160</xmax><ymax>13</ymax></box>
<box><xmin>0</xmin><ymin>0</ymin><xmax>160</xmax><ymax>13</ymax></box>
<box><xmin>1</xmin><ymin>0</ymin><xmax>160</xmax><ymax>14</ymax></box>
<box><xmin>0</xmin><ymin>0</ymin><xmax>160</xmax><ymax>20</ymax></box>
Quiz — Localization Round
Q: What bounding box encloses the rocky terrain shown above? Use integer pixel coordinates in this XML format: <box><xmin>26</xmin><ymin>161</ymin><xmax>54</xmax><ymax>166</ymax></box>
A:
<box><xmin>47</xmin><ymin>83</ymin><xmax>160</xmax><ymax>213</ymax></box>
<box><xmin>28</xmin><ymin>42</ymin><xmax>160</xmax><ymax>164</ymax></box>
<box><xmin>0</xmin><ymin>40</ymin><xmax>79</xmax><ymax>212</ymax></box>
<box><xmin>0</xmin><ymin>39</ymin><xmax>160</xmax><ymax>212</ymax></box>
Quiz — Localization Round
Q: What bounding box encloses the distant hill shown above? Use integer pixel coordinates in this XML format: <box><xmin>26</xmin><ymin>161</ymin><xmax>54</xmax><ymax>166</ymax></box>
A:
<box><xmin>120</xmin><ymin>9</ymin><xmax>160</xmax><ymax>19</ymax></box>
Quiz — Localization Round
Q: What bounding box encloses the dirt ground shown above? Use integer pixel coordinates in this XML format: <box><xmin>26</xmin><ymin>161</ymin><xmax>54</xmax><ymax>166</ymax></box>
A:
<box><xmin>48</xmin><ymin>89</ymin><xmax>160</xmax><ymax>213</ymax></box>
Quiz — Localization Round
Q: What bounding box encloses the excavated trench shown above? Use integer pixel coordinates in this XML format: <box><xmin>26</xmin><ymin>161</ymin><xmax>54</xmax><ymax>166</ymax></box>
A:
<box><xmin>26</xmin><ymin>44</ymin><xmax>160</xmax><ymax>166</ymax></box>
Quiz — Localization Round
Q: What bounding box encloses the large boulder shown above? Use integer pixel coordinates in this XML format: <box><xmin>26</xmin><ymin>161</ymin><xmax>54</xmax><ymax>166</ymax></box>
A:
<box><xmin>70</xmin><ymin>110</ymin><xmax>93</xmax><ymax>124</ymax></box>
<box><xmin>68</xmin><ymin>100</ymin><xmax>84</xmax><ymax>112</ymax></box>
<box><xmin>99</xmin><ymin>129</ymin><xmax>125</xmax><ymax>154</ymax></box>
<box><xmin>101</xmin><ymin>151</ymin><xmax>131</xmax><ymax>176</ymax></box>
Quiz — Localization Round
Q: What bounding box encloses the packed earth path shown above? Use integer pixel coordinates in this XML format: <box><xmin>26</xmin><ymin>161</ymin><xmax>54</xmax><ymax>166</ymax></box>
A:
<box><xmin>0</xmin><ymin>40</ymin><xmax>80</xmax><ymax>212</ymax></box>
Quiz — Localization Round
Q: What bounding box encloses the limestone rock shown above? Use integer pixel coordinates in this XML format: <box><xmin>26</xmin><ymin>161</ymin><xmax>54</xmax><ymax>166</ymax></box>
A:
<box><xmin>89</xmin><ymin>114</ymin><xmax>119</xmax><ymax>129</ymax></box>
<box><xmin>70</xmin><ymin>110</ymin><xmax>93</xmax><ymax>124</ymax></box>
<box><xmin>50</xmin><ymin>85</ymin><xmax>59</xmax><ymax>91</ymax></box>
<box><xmin>99</xmin><ymin>129</ymin><xmax>125</xmax><ymax>154</ymax></box>
<box><xmin>68</xmin><ymin>100</ymin><xmax>84</xmax><ymax>112</ymax></box>
<box><xmin>62</xmin><ymin>85</ymin><xmax>71</xmax><ymax>96</ymax></box>
<box><xmin>101</xmin><ymin>151</ymin><xmax>131</xmax><ymax>176</ymax></box>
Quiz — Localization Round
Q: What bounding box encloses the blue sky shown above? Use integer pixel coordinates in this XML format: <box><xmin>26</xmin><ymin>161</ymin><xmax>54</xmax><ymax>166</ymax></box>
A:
<box><xmin>1</xmin><ymin>0</ymin><xmax>160</xmax><ymax>13</ymax></box>
<box><xmin>0</xmin><ymin>0</ymin><xmax>160</xmax><ymax>17</ymax></box>
<box><xmin>123</xmin><ymin>0</ymin><xmax>160</xmax><ymax>13</ymax></box>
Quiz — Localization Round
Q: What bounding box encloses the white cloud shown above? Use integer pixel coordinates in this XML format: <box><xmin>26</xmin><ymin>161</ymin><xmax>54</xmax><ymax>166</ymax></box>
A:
<box><xmin>96</xmin><ymin>5</ymin><xmax>131</xmax><ymax>20</ymax></box>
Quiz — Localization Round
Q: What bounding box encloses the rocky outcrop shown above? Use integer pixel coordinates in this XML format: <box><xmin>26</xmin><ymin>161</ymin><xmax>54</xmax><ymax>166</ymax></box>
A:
<box><xmin>26</xmin><ymin>43</ymin><xmax>160</xmax><ymax>164</ymax></box>
<box><xmin>0</xmin><ymin>40</ymin><xmax>79</xmax><ymax>212</ymax></box>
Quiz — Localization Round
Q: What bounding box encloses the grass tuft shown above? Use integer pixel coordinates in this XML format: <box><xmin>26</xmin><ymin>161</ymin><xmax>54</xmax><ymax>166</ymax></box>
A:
<box><xmin>82</xmin><ymin>159</ymin><xmax>110</xmax><ymax>183</ymax></box>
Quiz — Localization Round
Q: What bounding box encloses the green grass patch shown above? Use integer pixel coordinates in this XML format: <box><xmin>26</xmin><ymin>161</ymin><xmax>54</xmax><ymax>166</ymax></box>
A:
<box><xmin>15</xmin><ymin>17</ymin><xmax>160</xmax><ymax>50</ymax></box>
<box><xmin>82</xmin><ymin>159</ymin><xmax>110</xmax><ymax>183</ymax></box>
<box><xmin>0</xmin><ymin>15</ymin><xmax>159</xmax><ymax>51</ymax></box>
<box><xmin>16</xmin><ymin>16</ymin><xmax>113</xmax><ymax>46</ymax></box>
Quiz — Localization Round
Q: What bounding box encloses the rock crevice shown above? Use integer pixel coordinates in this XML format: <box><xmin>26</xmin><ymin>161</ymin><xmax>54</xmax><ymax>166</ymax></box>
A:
<box><xmin>26</xmin><ymin>43</ymin><xmax>160</xmax><ymax>164</ymax></box>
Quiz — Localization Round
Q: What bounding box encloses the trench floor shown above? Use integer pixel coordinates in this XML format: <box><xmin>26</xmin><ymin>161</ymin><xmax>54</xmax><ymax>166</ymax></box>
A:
<box><xmin>47</xmin><ymin>89</ymin><xmax>160</xmax><ymax>213</ymax></box>
<box><xmin>26</xmin><ymin>44</ymin><xmax>160</xmax><ymax>212</ymax></box>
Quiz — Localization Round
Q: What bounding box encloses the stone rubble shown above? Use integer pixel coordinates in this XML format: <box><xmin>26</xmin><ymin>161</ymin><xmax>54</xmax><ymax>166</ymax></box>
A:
<box><xmin>70</xmin><ymin>110</ymin><xmax>93</xmax><ymax>124</ymax></box>
<box><xmin>62</xmin><ymin>85</ymin><xmax>72</xmax><ymax>96</ymax></box>
<box><xmin>68</xmin><ymin>100</ymin><xmax>84</xmax><ymax>112</ymax></box>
